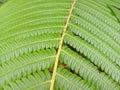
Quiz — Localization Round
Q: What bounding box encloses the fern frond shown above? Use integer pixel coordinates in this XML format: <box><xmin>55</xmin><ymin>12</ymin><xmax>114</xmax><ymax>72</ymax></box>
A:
<box><xmin>101</xmin><ymin>0</ymin><xmax>120</xmax><ymax>8</ymax></box>
<box><xmin>0</xmin><ymin>1</ymin><xmax>71</xmax><ymax>34</ymax></box>
<box><xmin>0</xmin><ymin>26</ymin><xmax>64</xmax><ymax>45</ymax></box>
<box><xmin>0</xmin><ymin>48</ymin><xmax>56</xmax><ymax>86</ymax></box>
<box><xmin>68</xmin><ymin>23</ymin><xmax>120</xmax><ymax>66</ymax></box>
<box><xmin>1</xmin><ymin>70</ymin><xmax>51</xmax><ymax>90</ymax></box>
<box><xmin>70</xmin><ymin>16</ymin><xmax>120</xmax><ymax>53</ymax></box>
<box><xmin>76</xmin><ymin>0</ymin><xmax>120</xmax><ymax>32</ymax></box>
<box><xmin>82</xmin><ymin>0</ymin><xmax>117</xmax><ymax>21</ymax></box>
<box><xmin>64</xmin><ymin>32</ymin><xmax>120</xmax><ymax>84</ymax></box>
<box><xmin>60</xmin><ymin>46</ymin><xmax>120</xmax><ymax>90</ymax></box>
<box><xmin>55</xmin><ymin>66</ymin><xmax>96</xmax><ymax>90</ymax></box>
<box><xmin>0</xmin><ymin>33</ymin><xmax>60</xmax><ymax>64</ymax></box>
<box><xmin>0</xmin><ymin>0</ymin><xmax>120</xmax><ymax>89</ymax></box>
<box><xmin>69</xmin><ymin>13</ymin><xmax>120</xmax><ymax>54</ymax></box>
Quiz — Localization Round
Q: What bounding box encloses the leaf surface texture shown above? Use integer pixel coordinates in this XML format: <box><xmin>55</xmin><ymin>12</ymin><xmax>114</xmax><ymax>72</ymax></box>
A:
<box><xmin>0</xmin><ymin>0</ymin><xmax>120</xmax><ymax>90</ymax></box>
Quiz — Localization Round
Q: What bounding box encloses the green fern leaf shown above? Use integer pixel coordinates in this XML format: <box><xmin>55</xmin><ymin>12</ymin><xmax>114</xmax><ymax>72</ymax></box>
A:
<box><xmin>109</xmin><ymin>5</ymin><xmax>120</xmax><ymax>22</ymax></box>
<box><xmin>0</xmin><ymin>0</ymin><xmax>120</xmax><ymax>90</ymax></box>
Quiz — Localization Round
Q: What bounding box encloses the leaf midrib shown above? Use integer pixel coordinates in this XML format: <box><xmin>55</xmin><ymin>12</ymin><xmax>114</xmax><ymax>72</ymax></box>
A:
<box><xmin>50</xmin><ymin>0</ymin><xmax>76</xmax><ymax>90</ymax></box>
